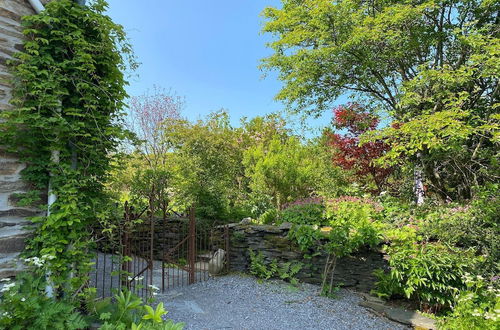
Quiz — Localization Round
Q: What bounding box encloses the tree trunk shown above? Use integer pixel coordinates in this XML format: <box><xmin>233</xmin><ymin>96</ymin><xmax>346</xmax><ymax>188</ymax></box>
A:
<box><xmin>414</xmin><ymin>153</ymin><xmax>425</xmax><ymax>206</ymax></box>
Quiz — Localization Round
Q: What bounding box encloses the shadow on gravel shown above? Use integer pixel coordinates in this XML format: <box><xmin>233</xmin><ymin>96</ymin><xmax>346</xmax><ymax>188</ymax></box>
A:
<box><xmin>156</xmin><ymin>275</ymin><xmax>410</xmax><ymax>330</ymax></box>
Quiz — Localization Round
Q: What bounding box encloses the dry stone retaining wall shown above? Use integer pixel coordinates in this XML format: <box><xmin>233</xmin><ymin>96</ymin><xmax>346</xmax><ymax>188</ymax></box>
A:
<box><xmin>0</xmin><ymin>0</ymin><xmax>52</xmax><ymax>278</ymax></box>
<box><xmin>227</xmin><ymin>223</ymin><xmax>387</xmax><ymax>292</ymax></box>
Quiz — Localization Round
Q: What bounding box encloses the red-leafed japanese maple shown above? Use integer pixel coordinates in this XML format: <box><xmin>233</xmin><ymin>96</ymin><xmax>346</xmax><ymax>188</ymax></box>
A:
<box><xmin>326</xmin><ymin>103</ymin><xmax>391</xmax><ymax>194</ymax></box>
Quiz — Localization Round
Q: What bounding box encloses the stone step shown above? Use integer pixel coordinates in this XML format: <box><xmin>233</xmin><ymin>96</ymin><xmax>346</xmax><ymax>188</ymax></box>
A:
<box><xmin>0</xmin><ymin>252</ymin><xmax>25</xmax><ymax>278</ymax></box>
<box><xmin>2</xmin><ymin>0</ymin><xmax>37</xmax><ymax>16</ymax></box>
<box><xmin>0</xmin><ymin>180</ymin><xmax>27</xmax><ymax>191</ymax></box>
<box><xmin>0</xmin><ymin>208</ymin><xmax>41</xmax><ymax>218</ymax></box>
<box><xmin>0</xmin><ymin>159</ymin><xmax>23</xmax><ymax>176</ymax></box>
<box><xmin>0</xmin><ymin>16</ymin><xmax>21</xmax><ymax>34</ymax></box>
<box><xmin>0</xmin><ymin>216</ymin><xmax>32</xmax><ymax>225</ymax></box>
<box><xmin>0</xmin><ymin>266</ymin><xmax>24</xmax><ymax>278</ymax></box>
<box><xmin>0</xmin><ymin>228</ymin><xmax>30</xmax><ymax>253</ymax></box>
<box><xmin>359</xmin><ymin>293</ymin><xmax>436</xmax><ymax>330</ymax></box>
<box><xmin>0</xmin><ymin>252</ymin><xmax>21</xmax><ymax>269</ymax></box>
<box><xmin>0</xmin><ymin>225</ymin><xmax>32</xmax><ymax>238</ymax></box>
<box><xmin>0</xmin><ymin>25</ymin><xmax>23</xmax><ymax>41</ymax></box>
<box><xmin>0</xmin><ymin>7</ymin><xmax>21</xmax><ymax>24</ymax></box>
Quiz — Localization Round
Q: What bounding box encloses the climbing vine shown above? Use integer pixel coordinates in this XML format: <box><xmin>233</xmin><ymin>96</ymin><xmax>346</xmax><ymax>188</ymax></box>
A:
<box><xmin>0</xmin><ymin>0</ymin><xmax>136</xmax><ymax>291</ymax></box>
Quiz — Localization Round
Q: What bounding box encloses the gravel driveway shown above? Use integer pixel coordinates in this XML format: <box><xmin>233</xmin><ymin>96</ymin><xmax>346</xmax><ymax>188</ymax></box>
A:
<box><xmin>157</xmin><ymin>275</ymin><xmax>409</xmax><ymax>330</ymax></box>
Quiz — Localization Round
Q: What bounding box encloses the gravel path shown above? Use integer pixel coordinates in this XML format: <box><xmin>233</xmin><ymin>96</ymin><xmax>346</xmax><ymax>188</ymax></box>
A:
<box><xmin>157</xmin><ymin>275</ymin><xmax>409</xmax><ymax>330</ymax></box>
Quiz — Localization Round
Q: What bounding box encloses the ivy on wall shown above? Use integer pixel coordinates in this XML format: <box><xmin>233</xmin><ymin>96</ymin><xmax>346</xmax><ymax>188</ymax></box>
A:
<box><xmin>0</xmin><ymin>0</ymin><xmax>136</xmax><ymax>291</ymax></box>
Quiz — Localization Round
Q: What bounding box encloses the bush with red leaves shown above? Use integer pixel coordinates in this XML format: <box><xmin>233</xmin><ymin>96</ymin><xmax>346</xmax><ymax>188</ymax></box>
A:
<box><xmin>326</xmin><ymin>103</ymin><xmax>391</xmax><ymax>194</ymax></box>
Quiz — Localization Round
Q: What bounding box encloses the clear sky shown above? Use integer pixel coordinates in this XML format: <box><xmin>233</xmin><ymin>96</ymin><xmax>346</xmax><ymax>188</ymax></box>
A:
<box><xmin>105</xmin><ymin>0</ymin><xmax>336</xmax><ymax>135</ymax></box>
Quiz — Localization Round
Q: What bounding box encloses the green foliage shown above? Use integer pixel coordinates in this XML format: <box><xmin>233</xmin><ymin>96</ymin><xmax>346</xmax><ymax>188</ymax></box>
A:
<box><xmin>380</xmin><ymin>184</ymin><xmax>499</xmax><ymax>275</ymax></box>
<box><xmin>248</xmin><ymin>249</ymin><xmax>277</xmax><ymax>280</ymax></box>
<box><xmin>280</xmin><ymin>203</ymin><xmax>325</xmax><ymax>226</ymax></box>
<box><xmin>284</xmin><ymin>198</ymin><xmax>382</xmax><ymax>275</ymax></box>
<box><xmin>243</xmin><ymin>136</ymin><xmax>318</xmax><ymax>209</ymax></box>
<box><xmin>86</xmin><ymin>290</ymin><xmax>184</xmax><ymax>330</ymax></box>
<box><xmin>439</xmin><ymin>275</ymin><xmax>500</xmax><ymax>330</ymax></box>
<box><xmin>114</xmin><ymin>111</ymin><xmax>347</xmax><ymax>222</ymax></box>
<box><xmin>0</xmin><ymin>0</ymin><xmax>135</xmax><ymax>291</ymax></box>
<box><xmin>323</xmin><ymin>199</ymin><xmax>383</xmax><ymax>258</ymax></box>
<box><xmin>320</xmin><ymin>283</ymin><xmax>342</xmax><ymax>299</ymax></box>
<box><xmin>277</xmin><ymin>262</ymin><xmax>303</xmax><ymax>286</ymax></box>
<box><xmin>262</xmin><ymin>0</ymin><xmax>499</xmax><ymax>200</ymax></box>
<box><xmin>258</xmin><ymin>208</ymin><xmax>279</xmax><ymax>225</ymax></box>
<box><xmin>287</xmin><ymin>224</ymin><xmax>322</xmax><ymax>252</ymax></box>
<box><xmin>419</xmin><ymin>205</ymin><xmax>499</xmax><ymax>275</ymax></box>
<box><xmin>373</xmin><ymin>243</ymin><xmax>479</xmax><ymax>312</ymax></box>
<box><xmin>0</xmin><ymin>274</ymin><xmax>87</xmax><ymax>330</ymax></box>
<box><xmin>248</xmin><ymin>250</ymin><xmax>302</xmax><ymax>285</ymax></box>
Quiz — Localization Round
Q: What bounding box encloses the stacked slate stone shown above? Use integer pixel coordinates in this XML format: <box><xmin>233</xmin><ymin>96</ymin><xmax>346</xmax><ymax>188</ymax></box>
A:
<box><xmin>0</xmin><ymin>0</ymin><xmax>52</xmax><ymax>279</ymax></box>
<box><xmin>228</xmin><ymin>222</ymin><xmax>388</xmax><ymax>293</ymax></box>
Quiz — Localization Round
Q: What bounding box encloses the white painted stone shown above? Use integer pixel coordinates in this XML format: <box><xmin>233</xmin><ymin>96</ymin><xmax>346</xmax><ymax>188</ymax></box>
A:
<box><xmin>208</xmin><ymin>249</ymin><xmax>226</xmax><ymax>275</ymax></box>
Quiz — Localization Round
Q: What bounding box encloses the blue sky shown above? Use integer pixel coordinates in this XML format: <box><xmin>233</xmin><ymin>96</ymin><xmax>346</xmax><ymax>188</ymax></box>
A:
<box><xmin>105</xmin><ymin>0</ymin><xmax>335</xmax><ymax>135</ymax></box>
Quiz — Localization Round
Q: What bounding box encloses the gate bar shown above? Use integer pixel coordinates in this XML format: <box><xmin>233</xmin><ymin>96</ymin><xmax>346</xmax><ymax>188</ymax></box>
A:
<box><xmin>188</xmin><ymin>207</ymin><xmax>196</xmax><ymax>284</ymax></box>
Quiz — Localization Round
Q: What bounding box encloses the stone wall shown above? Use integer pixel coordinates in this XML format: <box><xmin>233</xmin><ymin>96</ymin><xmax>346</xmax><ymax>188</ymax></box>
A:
<box><xmin>0</xmin><ymin>0</ymin><xmax>52</xmax><ymax>278</ymax></box>
<box><xmin>125</xmin><ymin>218</ymin><xmax>226</xmax><ymax>262</ymax></box>
<box><xmin>227</xmin><ymin>223</ymin><xmax>387</xmax><ymax>292</ymax></box>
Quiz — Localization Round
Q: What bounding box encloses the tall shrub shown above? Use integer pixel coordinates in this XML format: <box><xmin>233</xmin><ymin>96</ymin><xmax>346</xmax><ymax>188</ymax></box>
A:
<box><xmin>0</xmin><ymin>0</ymin><xmax>135</xmax><ymax>290</ymax></box>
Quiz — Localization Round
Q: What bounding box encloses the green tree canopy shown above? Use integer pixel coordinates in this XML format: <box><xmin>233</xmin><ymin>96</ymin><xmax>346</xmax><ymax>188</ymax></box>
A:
<box><xmin>262</xmin><ymin>0</ymin><xmax>499</xmax><ymax>200</ymax></box>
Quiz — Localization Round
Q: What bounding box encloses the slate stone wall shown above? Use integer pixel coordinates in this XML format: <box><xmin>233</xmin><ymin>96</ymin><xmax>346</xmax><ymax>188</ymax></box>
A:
<box><xmin>227</xmin><ymin>223</ymin><xmax>388</xmax><ymax>292</ymax></box>
<box><xmin>0</xmin><ymin>0</ymin><xmax>52</xmax><ymax>278</ymax></box>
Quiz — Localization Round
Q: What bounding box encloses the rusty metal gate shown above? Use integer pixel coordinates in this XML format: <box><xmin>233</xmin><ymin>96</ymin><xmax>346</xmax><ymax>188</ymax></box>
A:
<box><xmin>89</xmin><ymin>204</ymin><xmax>230</xmax><ymax>299</ymax></box>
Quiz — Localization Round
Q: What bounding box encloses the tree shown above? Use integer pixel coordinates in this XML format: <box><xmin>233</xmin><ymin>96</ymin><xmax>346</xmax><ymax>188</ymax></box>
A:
<box><xmin>124</xmin><ymin>87</ymin><xmax>185</xmax><ymax>218</ymax></box>
<box><xmin>243</xmin><ymin>136</ymin><xmax>318</xmax><ymax>210</ymax></box>
<box><xmin>262</xmin><ymin>0</ymin><xmax>499</xmax><ymax>200</ymax></box>
<box><xmin>128</xmin><ymin>86</ymin><xmax>184</xmax><ymax>166</ymax></box>
<box><xmin>164</xmin><ymin>111</ymin><xmax>247</xmax><ymax>220</ymax></box>
<box><xmin>326</xmin><ymin>103</ymin><xmax>391</xmax><ymax>194</ymax></box>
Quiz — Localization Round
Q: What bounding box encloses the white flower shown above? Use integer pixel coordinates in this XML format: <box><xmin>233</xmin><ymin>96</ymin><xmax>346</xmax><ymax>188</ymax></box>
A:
<box><xmin>136</xmin><ymin>276</ymin><xmax>144</xmax><ymax>281</ymax></box>
<box><xmin>476</xmin><ymin>275</ymin><xmax>484</xmax><ymax>280</ymax></box>
<box><xmin>0</xmin><ymin>282</ymin><xmax>15</xmax><ymax>293</ymax></box>
<box><xmin>148</xmin><ymin>284</ymin><xmax>160</xmax><ymax>291</ymax></box>
<box><xmin>152</xmin><ymin>292</ymin><xmax>158</xmax><ymax>296</ymax></box>
<box><xmin>21</xmin><ymin>298</ymin><xmax>26</xmax><ymax>302</ymax></box>
<box><xmin>24</xmin><ymin>257</ymin><xmax>44</xmax><ymax>267</ymax></box>
<box><xmin>464</xmin><ymin>293</ymin><xmax>474</xmax><ymax>300</ymax></box>
<box><xmin>127</xmin><ymin>276</ymin><xmax>133</xmax><ymax>281</ymax></box>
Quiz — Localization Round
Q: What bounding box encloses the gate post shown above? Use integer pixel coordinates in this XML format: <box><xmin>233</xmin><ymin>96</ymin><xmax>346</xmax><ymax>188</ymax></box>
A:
<box><xmin>188</xmin><ymin>207</ymin><xmax>196</xmax><ymax>284</ymax></box>
<box><xmin>149</xmin><ymin>199</ymin><xmax>155</xmax><ymax>291</ymax></box>
<box><xmin>121</xmin><ymin>202</ymin><xmax>131</xmax><ymax>290</ymax></box>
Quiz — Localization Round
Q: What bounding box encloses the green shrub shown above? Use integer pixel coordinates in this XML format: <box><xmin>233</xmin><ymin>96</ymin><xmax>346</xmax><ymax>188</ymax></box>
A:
<box><xmin>280</xmin><ymin>202</ymin><xmax>325</xmax><ymax>225</ymax></box>
<box><xmin>248</xmin><ymin>249</ymin><xmax>277</xmax><ymax>280</ymax></box>
<box><xmin>324</xmin><ymin>198</ymin><xmax>383</xmax><ymax>257</ymax></box>
<box><xmin>0</xmin><ymin>273</ymin><xmax>87</xmax><ymax>330</ymax></box>
<box><xmin>86</xmin><ymin>289</ymin><xmax>184</xmax><ymax>330</ymax></box>
<box><xmin>277</xmin><ymin>262</ymin><xmax>303</xmax><ymax>286</ymax></box>
<box><xmin>439</xmin><ymin>275</ymin><xmax>500</xmax><ymax>330</ymax></box>
<box><xmin>258</xmin><ymin>208</ymin><xmax>279</xmax><ymax>224</ymax></box>
<box><xmin>373</xmin><ymin>243</ymin><xmax>479</xmax><ymax>312</ymax></box>
<box><xmin>287</xmin><ymin>224</ymin><xmax>322</xmax><ymax>251</ymax></box>
<box><xmin>414</xmin><ymin>185</ymin><xmax>499</xmax><ymax>275</ymax></box>
<box><xmin>286</xmin><ymin>198</ymin><xmax>383</xmax><ymax>270</ymax></box>
<box><xmin>248</xmin><ymin>249</ymin><xmax>302</xmax><ymax>285</ymax></box>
